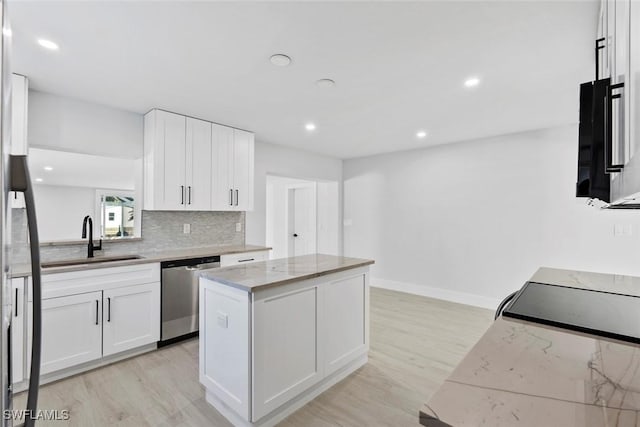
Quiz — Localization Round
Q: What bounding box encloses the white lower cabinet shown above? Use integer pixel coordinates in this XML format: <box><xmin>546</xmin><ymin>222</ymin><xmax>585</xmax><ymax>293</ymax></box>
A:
<box><xmin>10</xmin><ymin>278</ymin><xmax>25</xmax><ymax>384</ymax></box>
<box><xmin>103</xmin><ymin>283</ymin><xmax>160</xmax><ymax>356</ymax></box>
<box><xmin>252</xmin><ymin>285</ymin><xmax>323</xmax><ymax>420</ymax></box>
<box><xmin>200</xmin><ymin>266</ymin><xmax>370</xmax><ymax>425</ymax></box>
<box><xmin>24</xmin><ymin>263</ymin><xmax>161</xmax><ymax>380</ymax></box>
<box><xmin>39</xmin><ymin>291</ymin><xmax>103</xmax><ymax>375</ymax></box>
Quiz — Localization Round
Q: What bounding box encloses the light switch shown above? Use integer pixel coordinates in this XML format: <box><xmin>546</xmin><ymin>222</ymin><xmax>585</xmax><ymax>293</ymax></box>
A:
<box><xmin>183</xmin><ymin>223</ymin><xmax>191</xmax><ymax>234</ymax></box>
<box><xmin>236</xmin><ymin>222</ymin><xmax>242</xmax><ymax>232</ymax></box>
<box><xmin>217</xmin><ymin>311</ymin><xmax>228</xmax><ymax>328</ymax></box>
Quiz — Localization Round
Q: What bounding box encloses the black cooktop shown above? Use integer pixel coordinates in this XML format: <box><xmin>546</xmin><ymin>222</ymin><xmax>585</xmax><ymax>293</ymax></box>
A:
<box><xmin>502</xmin><ymin>281</ymin><xmax>640</xmax><ymax>344</ymax></box>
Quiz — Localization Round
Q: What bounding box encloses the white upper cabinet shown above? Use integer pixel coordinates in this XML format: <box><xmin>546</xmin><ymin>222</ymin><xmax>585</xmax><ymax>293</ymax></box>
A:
<box><xmin>11</xmin><ymin>74</ymin><xmax>29</xmax><ymax>208</ymax></box>
<box><xmin>599</xmin><ymin>0</ymin><xmax>640</xmax><ymax>202</ymax></box>
<box><xmin>144</xmin><ymin>109</ymin><xmax>254</xmax><ymax>211</ymax></box>
<box><xmin>186</xmin><ymin>117</ymin><xmax>213</xmax><ymax>211</ymax></box>
<box><xmin>232</xmin><ymin>129</ymin><xmax>255</xmax><ymax>211</ymax></box>
<box><xmin>144</xmin><ymin>110</ymin><xmax>187</xmax><ymax>210</ymax></box>
<box><xmin>211</xmin><ymin>125</ymin><xmax>255</xmax><ymax>211</ymax></box>
<box><xmin>211</xmin><ymin>123</ymin><xmax>234</xmax><ymax>210</ymax></box>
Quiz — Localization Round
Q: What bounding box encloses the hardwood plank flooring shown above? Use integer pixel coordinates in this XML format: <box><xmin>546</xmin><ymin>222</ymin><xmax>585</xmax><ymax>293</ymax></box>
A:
<box><xmin>13</xmin><ymin>288</ymin><xmax>493</xmax><ymax>426</ymax></box>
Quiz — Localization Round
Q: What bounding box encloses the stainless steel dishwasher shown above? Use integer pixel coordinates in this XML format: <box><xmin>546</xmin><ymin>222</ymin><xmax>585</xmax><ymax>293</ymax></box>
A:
<box><xmin>160</xmin><ymin>256</ymin><xmax>220</xmax><ymax>344</ymax></box>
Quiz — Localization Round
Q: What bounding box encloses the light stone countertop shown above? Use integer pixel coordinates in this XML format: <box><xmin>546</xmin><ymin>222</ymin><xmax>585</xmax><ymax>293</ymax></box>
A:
<box><xmin>199</xmin><ymin>253</ymin><xmax>374</xmax><ymax>292</ymax></box>
<box><xmin>10</xmin><ymin>244</ymin><xmax>271</xmax><ymax>277</ymax></box>
<box><xmin>420</xmin><ymin>266</ymin><xmax>640</xmax><ymax>427</ymax></box>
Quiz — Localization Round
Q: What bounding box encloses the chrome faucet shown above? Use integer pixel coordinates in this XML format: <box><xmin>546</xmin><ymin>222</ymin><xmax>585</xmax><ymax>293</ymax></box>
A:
<box><xmin>81</xmin><ymin>215</ymin><xmax>102</xmax><ymax>258</ymax></box>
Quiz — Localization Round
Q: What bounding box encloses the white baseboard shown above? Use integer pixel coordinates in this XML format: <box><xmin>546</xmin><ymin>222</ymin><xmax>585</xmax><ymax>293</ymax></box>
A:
<box><xmin>371</xmin><ymin>277</ymin><xmax>500</xmax><ymax>310</ymax></box>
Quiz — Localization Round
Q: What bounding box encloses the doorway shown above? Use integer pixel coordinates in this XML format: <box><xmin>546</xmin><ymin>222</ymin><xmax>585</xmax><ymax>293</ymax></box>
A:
<box><xmin>266</xmin><ymin>175</ymin><xmax>339</xmax><ymax>259</ymax></box>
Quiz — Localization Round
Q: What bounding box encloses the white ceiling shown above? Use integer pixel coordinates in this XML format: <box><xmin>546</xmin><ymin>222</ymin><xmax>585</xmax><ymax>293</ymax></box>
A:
<box><xmin>10</xmin><ymin>1</ymin><xmax>598</xmax><ymax>159</ymax></box>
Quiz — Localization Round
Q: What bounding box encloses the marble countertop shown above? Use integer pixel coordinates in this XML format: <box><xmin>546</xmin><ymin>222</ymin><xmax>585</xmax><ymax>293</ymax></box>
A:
<box><xmin>420</xmin><ymin>267</ymin><xmax>640</xmax><ymax>427</ymax></box>
<box><xmin>10</xmin><ymin>244</ymin><xmax>271</xmax><ymax>277</ymax></box>
<box><xmin>199</xmin><ymin>253</ymin><xmax>374</xmax><ymax>292</ymax></box>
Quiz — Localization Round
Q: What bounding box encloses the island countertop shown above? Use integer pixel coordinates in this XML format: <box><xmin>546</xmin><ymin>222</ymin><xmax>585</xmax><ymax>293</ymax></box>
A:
<box><xmin>420</xmin><ymin>267</ymin><xmax>640</xmax><ymax>427</ymax></box>
<box><xmin>199</xmin><ymin>253</ymin><xmax>374</xmax><ymax>292</ymax></box>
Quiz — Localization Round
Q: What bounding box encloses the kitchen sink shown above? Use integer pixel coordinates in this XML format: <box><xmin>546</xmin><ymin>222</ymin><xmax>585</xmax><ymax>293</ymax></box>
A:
<box><xmin>41</xmin><ymin>255</ymin><xmax>143</xmax><ymax>269</ymax></box>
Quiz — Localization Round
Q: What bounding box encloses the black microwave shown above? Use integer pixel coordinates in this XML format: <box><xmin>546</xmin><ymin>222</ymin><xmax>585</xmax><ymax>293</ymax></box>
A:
<box><xmin>576</xmin><ymin>78</ymin><xmax>612</xmax><ymax>202</ymax></box>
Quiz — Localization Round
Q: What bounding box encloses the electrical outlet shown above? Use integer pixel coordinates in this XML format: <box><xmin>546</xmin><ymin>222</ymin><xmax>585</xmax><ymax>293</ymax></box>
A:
<box><xmin>236</xmin><ymin>222</ymin><xmax>242</xmax><ymax>232</ymax></box>
<box><xmin>183</xmin><ymin>223</ymin><xmax>191</xmax><ymax>234</ymax></box>
<box><xmin>614</xmin><ymin>224</ymin><xmax>624</xmax><ymax>236</ymax></box>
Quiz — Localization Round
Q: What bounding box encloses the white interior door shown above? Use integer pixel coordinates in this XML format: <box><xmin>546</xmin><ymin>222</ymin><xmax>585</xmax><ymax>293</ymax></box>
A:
<box><xmin>288</xmin><ymin>186</ymin><xmax>317</xmax><ymax>257</ymax></box>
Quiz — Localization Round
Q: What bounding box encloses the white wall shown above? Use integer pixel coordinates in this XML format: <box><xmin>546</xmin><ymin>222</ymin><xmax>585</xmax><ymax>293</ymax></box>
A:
<box><xmin>317</xmin><ymin>181</ymin><xmax>340</xmax><ymax>255</ymax></box>
<box><xmin>28</xmin><ymin>90</ymin><xmax>143</xmax><ymax>158</ymax></box>
<box><xmin>33</xmin><ymin>184</ymin><xmax>95</xmax><ymax>242</ymax></box>
<box><xmin>344</xmin><ymin>125</ymin><xmax>640</xmax><ymax>309</ymax></box>
<box><xmin>246</xmin><ymin>141</ymin><xmax>343</xmax><ymax>251</ymax></box>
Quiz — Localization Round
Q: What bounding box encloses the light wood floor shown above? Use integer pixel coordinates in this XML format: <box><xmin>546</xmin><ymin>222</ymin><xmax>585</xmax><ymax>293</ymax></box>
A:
<box><xmin>14</xmin><ymin>288</ymin><xmax>493</xmax><ymax>426</ymax></box>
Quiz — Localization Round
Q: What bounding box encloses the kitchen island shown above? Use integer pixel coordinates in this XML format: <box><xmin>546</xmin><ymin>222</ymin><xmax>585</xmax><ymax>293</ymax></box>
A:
<box><xmin>420</xmin><ymin>267</ymin><xmax>640</xmax><ymax>426</ymax></box>
<box><xmin>198</xmin><ymin>254</ymin><xmax>374</xmax><ymax>427</ymax></box>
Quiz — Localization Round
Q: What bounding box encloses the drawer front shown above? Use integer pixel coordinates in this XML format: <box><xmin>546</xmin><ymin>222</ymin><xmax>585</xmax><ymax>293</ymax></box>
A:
<box><xmin>37</xmin><ymin>263</ymin><xmax>160</xmax><ymax>300</ymax></box>
<box><xmin>220</xmin><ymin>251</ymin><xmax>269</xmax><ymax>267</ymax></box>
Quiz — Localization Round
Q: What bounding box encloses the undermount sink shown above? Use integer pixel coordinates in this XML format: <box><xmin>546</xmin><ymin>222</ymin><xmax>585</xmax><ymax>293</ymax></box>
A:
<box><xmin>41</xmin><ymin>255</ymin><xmax>143</xmax><ymax>269</ymax></box>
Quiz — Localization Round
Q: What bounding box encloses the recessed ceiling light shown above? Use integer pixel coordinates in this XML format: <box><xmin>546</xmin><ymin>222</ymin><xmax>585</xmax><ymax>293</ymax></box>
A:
<box><xmin>2</xmin><ymin>28</ymin><xmax>12</xmax><ymax>38</ymax></box>
<box><xmin>35</xmin><ymin>178</ymin><xmax>43</xmax><ymax>182</ymax></box>
<box><xmin>416</xmin><ymin>130</ymin><xmax>428</xmax><ymax>139</ymax></box>
<box><xmin>464</xmin><ymin>77</ymin><xmax>480</xmax><ymax>88</ymax></box>
<box><xmin>270</xmin><ymin>54</ymin><xmax>291</xmax><ymax>67</ymax></box>
<box><xmin>37</xmin><ymin>38</ymin><xmax>59</xmax><ymax>51</ymax></box>
<box><xmin>316</xmin><ymin>79</ymin><xmax>335</xmax><ymax>88</ymax></box>
<box><xmin>305</xmin><ymin>123</ymin><xmax>316</xmax><ymax>131</ymax></box>
<box><xmin>44</xmin><ymin>166</ymin><xmax>53</xmax><ymax>171</ymax></box>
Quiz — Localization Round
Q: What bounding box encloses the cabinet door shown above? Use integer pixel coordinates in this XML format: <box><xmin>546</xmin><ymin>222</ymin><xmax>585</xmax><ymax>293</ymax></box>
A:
<box><xmin>598</xmin><ymin>1</ymin><xmax>610</xmax><ymax>79</ymax></box>
<box><xmin>11</xmin><ymin>74</ymin><xmax>28</xmax><ymax>208</ymax></box>
<box><xmin>10</xmin><ymin>278</ymin><xmax>25</xmax><ymax>384</ymax></box>
<box><xmin>157</xmin><ymin>110</ymin><xmax>187</xmax><ymax>210</ymax></box>
<box><xmin>323</xmin><ymin>274</ymin><xmax>368</xmax><ymax>376</ymax></box>
<box><xmin>232</xmin><ymin>129</ymin><xmax>254</xmax><ymax>211</ymax></box>
<box><xmin>211</xmin><ymin>124</ymin><xmax>235</xmax><ymax>210</ymax></box>
<box><xmin>252</xmin><ymin>284</ymin><xmax>322</xmax><ymax>421</ymax></box>
<box><xmin>628</xmin><ymin>0</ymin><xmax>640</xmax><ymax>165</ymax></box>
<box><xmin>185</xmin><ymin>118</ymin><xmax>212</xmax><ymax>211</ymax></box>
<box><xmin>103</xmin><ymin>283</ymin><xmax>160</xmax><ymax>357</ymax></box>
<box><xmin>38</xmin><ymin>291</ymin><xmax>103</xmax><ymax>375</ymax></box>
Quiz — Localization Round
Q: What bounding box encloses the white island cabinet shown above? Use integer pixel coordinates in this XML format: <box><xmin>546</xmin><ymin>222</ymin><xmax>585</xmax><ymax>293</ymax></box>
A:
<box><xmin>199</xmin><ymin>254</ymin><xmax>374</xmax><ymax>427</ymax></box>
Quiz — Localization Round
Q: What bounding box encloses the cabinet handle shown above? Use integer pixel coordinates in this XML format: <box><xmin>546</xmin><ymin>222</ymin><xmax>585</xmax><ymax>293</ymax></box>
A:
<box><xmin>605</xmin><ymin>82</ymin><xmax>625</xmax><ymax>173</ymax></box>
<box><xmin>95</xmin><ymin>300</ymin><xmax>99</xmax><ymax>325</ymax></box>
<box><xmin>238</xmin><ymin>258</ymin><xmax>254</xmax><ymax>263</ymax></box>
<box><xmin>188</xmin><ymin>186</ymin><xmax>192</xmax><ymax>205</ymax></box>
<box><xmin>595</xmin><ymin>37</ymin><xmax>605</xmax><ymax>80</ymax></box>
<box><xmin>107</xmin><ymin>297</ymin><xmax>111</xmax><ymax>322</ymax></box>
<box><xmin>14</xmin><ymin>288</ymin><xmax>18</xmax><ymax>317</ymax></box>
<box><xmin>180</xmin><ymin>185</ymin><xmax>185</xmax><ymax>205</ymax></box>
<box><xmin>229</xmin><ymin>189</ymin><xmax>233</xmax><ymax>206</ymax></box>
<box><xmin>235</xmin><ymin>189</ymin><xmax>239</xmax><ymax>206</ymax></box>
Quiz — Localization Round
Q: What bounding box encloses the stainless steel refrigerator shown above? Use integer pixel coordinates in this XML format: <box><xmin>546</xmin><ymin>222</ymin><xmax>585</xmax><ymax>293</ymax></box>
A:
<box><xmin>1</xmin><ymin>1</ymin><xmax>42</xmax><ymax>426</ymax></box>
